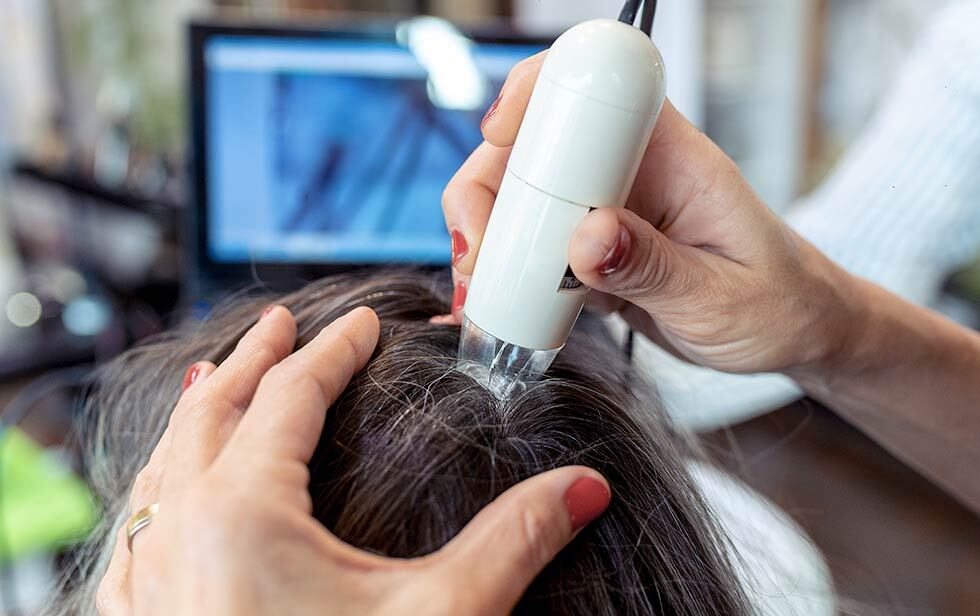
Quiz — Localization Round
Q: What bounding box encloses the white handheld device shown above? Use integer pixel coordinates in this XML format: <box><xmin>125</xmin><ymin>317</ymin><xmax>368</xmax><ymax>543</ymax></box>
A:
<box><xmin>457</xmin><ymin>17</ymin><xmax>667</xmax><ymax>398</ymax></box>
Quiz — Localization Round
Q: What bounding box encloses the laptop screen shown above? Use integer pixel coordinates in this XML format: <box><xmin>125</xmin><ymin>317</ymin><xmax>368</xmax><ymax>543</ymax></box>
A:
<box><xmin>202</xmin><ymin>30</ymin><xmax>545</xmax><ymax>265</ymax></box>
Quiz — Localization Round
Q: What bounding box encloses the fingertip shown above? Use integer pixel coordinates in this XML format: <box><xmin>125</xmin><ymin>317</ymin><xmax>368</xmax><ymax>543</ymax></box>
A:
<box><xmin>347</xmin><ymin>304</ymin><xmax>378</xmax><ymax>323</ymax></box>
<box><xmin>346</xmin><ymin>305</ymin><xmax>380</xmax><ymax>334</ymax></box>
<box><xmin>483</xmin><ymin>52</ymin><xmax>546</xmax><ymax>147</ymax></box>
<box><xmin>429</xmin><ymin>314</ymin><xmax>462</xmax><ymax>326</ymax></box>
<box><xmin>260</xmin><ymin>303</ymin><xmax>298</xmax><ymax>339</ymax></box>
<box><xmin>560</xmin><ymin>465</ymin><xmax>610</xmax><ymax>491</ymax></box>
<box><xmin>440</xmin><ymin>209</ymin><xmax>477</xmax><ymax>279</ymax></box>
<box><xmin>435</xmin><ymin>464</ymin><xmax>610</xmax><ymax>611</ymax></box>
<box><xmin>480</xmin><ymin>94</ymin><xmax>503</xmax><ymax>139</ymax></box>
<box><xmin>535</xmin><ymin>465</ymin><xmax>611</xmax><ymax>534</ymax></box>
<box><xmin>261</xmin><ymin>304</ymin><xmax>290</xmax><ymax>321</ymax></box>
<box><xmin>450</xmin><ymin>229</ymin><xmax>477</xmax><ymax>276</ymax></box>
<box><xmin>222</xmin><ymin>304</ymin><xmax>296</xmax><ymax>372</ymax></box>
<box><xmin>481</xmin><ymin>121</ymin><xmax>510</xmax><ymax>148</ymax></box>
<box><xmin>451</xmin><ymin>278</ymin><xmax>468</xmax><ymax>321</ymax></box>
<box><xmin>441</xmin><ymin>141</ymin><xmax>508</xmax><ymax>276</ymax></box>
<box><xmin>568</xmin><ymin>209</ymin><xmax>624</xmax><ymax>278</ymax></box>
<box><xmin>339</xmin><ymin>306</ymin><xmax>381</xmax><ymax>360</ymax></box>
<box><xmin>562</xmin><ymin>468</ymin><xmax>612</xmax><ymax>533</ymax></box>
<box><xmin>182</xmin><ymin>361</ymin><xmax>217</xmax><ymax>391</ymax></box>
<box><xmin>480</xmin><ymin>95</ymin><xmax>517</xmax><ymax>148</ymax></box>
<box><xmin>441</xmin><ymin>186</ymin><xmax>489</xmax><ymax>277</ymax></box>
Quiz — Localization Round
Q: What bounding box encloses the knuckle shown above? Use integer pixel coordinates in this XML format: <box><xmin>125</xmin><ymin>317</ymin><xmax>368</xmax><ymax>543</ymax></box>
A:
<box><xmin>507</xmin><ymin>55</ymin><xmax>540</xmax><ymax>86</ymax></box>
<box><xmin>504</xmin><ymin>60</ymin><xmax>525</xmax><ymax>85</ymax></box>
<box><xmin>441</xmin><ymin>177</ymin><xmax>463</xmax><ymax>212</ymax></box>
<box><xmin>173</xmin><ymin>394</ymin><xmax>217</xmax><ymax>425</ymax></box>
<box><xmin>415</xmin><ymin>581</ymin><xmax>474</xmax><ymax>616</ymax></box>
<box><xmin>250</xmin><ymin>336</ymin><xmax>288</xmax><ymax>371</ymax></box>
<box><xmin>189</xmin><ymin>479</ymin><xmax>278</xmax><ymax>545</ymax></box>
<box><xmin>95</xmin><ymin>579</ymin><xmax>114</xmax><ymax>615</ymax></box>
<box><xmin>273</xmin><ymin>325</ymin><xmax>362</xmax><ymax>402</ymax></box>
<box><xmin>262</xmin><ymin>363</ymin><xmax>322</xmax><ymax>402</ymax></box>
<box><xmin>260</xmin><ymin>361</ymin><xmax>292</xmax><ymax>386</ymax></box>
<box><xmin>628</xmin><ymin>236</ymin><xmax>671</xmax><ymax>296</ymax></box>
<box><xmin>176</xmin><ymin>383</ymin><xmax>206</xmax><ymax>409</ymax></box>
<box><xmin>170</xmin><ymin>388</ymin><xmax>203</xmax><ymax>423</ymax></box>
<box><xmin>260</xmin><ymin>457</ymin><xmax>310</xmax><ymax>487</ymax></box>
<box><xmin>184</xmin><ymin>483</ymin><xmax>241</xmax><ymax>533</ymax></box>
<box><xmin>265</xmin><ymin>460</ymin><xmax>313</xmax><ymax>511</ymax></box>
<box><xmin>130</xmin><ymin>467</ymin><xmax>159</xmax><ymax>503</ymax></box>
<box><xmin>334</xmin><ymin>326</ymin><xmax>364</xmax><ymax>371</ymax></box>
<box><xmin>518</xmin><ymin>505</ymin><xmax>560</xmax><ymax>571</ymax></box>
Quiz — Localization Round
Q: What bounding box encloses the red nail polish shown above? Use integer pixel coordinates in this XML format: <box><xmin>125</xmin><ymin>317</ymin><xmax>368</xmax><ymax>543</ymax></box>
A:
<box><xmin>182</xmin><ymin>363</ymin><xmax>202</xmax><ymax>392</ymax></box>
<box><xmin>451</xmin><ymin>280</ymin><xmax>468</xmax><ymax>317</ymax></box>
<box><xmin>597</xmin><ymin>226</ymin><xmax>631</xmax><ymax>277</ymax></box>
<box><xmin>261</xmin><ymin>305</ymin><xmax>275</xmax><ymax>320</ymax></box>
<box><xmin>450</xmin><ymin>230</ymin><xmax>469</xmax><ymax>267</ymax></box>
<box><xmin>564</xmin><ymin>476</ymin><xmax>611</xmax><ymax>532</ymax></box>
<box><xmin>481</xmin><ymin>95</ymin><xmax>501</xmax><ymax>131</ymax></box>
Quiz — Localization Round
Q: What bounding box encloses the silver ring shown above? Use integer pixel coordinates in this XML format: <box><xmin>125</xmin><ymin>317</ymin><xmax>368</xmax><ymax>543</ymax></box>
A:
<box><xmin>126</xmin><ymin>503</ymin><xmax>159</xmax><ymax>552</ymax></box>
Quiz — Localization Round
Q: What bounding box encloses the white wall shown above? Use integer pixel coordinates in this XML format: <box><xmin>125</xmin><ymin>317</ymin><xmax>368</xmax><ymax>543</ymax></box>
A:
<box><xmin>0</xmin><ymin>0</ymin><xmax>56</xmax><ymax>153</ymax></box>
<box><xmin>704</xmin><ymin>0</ymin><xmax>811</xmax><ymax>211</ymax></box>
<box><xmin>0</xmin><ymin>0</ymin><xmax>50</xmax><ymax>344</ymax></box>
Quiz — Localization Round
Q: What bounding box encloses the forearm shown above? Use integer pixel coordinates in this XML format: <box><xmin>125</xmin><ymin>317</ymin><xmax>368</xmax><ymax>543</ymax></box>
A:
<box><xmin>790</xmin><ymin>271</ymin><xmax>980</xmax><ymax>514</ymax></box>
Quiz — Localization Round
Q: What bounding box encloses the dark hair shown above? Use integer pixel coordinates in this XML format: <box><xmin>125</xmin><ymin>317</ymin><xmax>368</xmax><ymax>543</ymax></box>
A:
<box><xmin>48</xmin><ymin>270</ymin><xmax>749</xmax><ymax>615</ymax></box>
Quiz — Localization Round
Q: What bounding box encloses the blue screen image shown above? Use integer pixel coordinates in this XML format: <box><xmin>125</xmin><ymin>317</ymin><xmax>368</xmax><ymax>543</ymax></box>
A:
<box><xmin>205</xmin><ymin>36</ymin><xmax>545</xmax><ymax>264</ymax></box>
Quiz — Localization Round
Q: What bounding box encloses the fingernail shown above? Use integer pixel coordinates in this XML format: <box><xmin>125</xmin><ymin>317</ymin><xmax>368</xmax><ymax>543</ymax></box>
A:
<box><xmin>481</xmin><ymin>95</ymin><xmax>501</xmax><ymax>131</ymax></box>
<box><xmin>451</xmin><ymin>280</ymin><xmax>468</xmax><ymax>318</ymax></box>
<box><xmin>597</xmin><ymin>226</ymin><xmax>631</xmax><ymax>277</ymax></box>
<box><xmin>564</xmin><ymin>476</ymin><xmax>611</xmax><ymax>532</ymax></box>
<box><xmin>260</xmin><ymin>305</ymin><xmax>277</xmax><ymax>320</ymax></box>
<box><xmin>450</xmin><ymin>229</ymin><xmax>469</xmax><ymax>267</ymax></box>
<box><xmin>182</xmin><ymin>363</ymin><xmax>204</xmax><ymax>392</ymax></box>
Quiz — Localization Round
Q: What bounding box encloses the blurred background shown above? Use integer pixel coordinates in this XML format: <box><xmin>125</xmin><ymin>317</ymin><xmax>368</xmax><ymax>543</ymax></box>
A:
<box><xmin>2</xmin><ymin>0</ymin><xmax>979</xmax><ymax>613</ymax></box>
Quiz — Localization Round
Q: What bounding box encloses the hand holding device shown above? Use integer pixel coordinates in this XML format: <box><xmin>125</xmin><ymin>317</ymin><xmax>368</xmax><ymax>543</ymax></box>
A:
<box><xmin>98</xmin><ymin>307</ymin><xmax>610</xmax><ymax>616</ymax></box>
<box><xmin>444</xmin><ymin>55</ymin><xmax>858</xmax><ymax>378</ymax></box>
<box><xmin>442</xmin><ymin>0</ymin><xmax>980</xmax><ymax>525</ymax></box>
<box><xmin>456</xmin><ymin>18</ymin><xmax>667</xmax><ymax>397</ymax></box>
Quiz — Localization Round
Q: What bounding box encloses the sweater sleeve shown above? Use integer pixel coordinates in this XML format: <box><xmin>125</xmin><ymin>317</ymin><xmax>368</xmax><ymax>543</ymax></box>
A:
<box><xmin>787</xmin><ymin>0</ymin><xmax>980</xmax><ymax>305</ymax></box>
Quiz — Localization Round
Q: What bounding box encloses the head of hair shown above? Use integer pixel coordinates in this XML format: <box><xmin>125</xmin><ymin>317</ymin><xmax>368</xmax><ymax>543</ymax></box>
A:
<box><xmin>48</xmin><ymin>269</ymin><xmax>748</xmax><ymax>615</ymax></box>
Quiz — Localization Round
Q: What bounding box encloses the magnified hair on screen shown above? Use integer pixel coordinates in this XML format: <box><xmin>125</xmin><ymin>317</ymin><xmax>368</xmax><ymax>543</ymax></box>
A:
<box><xmin>45</xmin><ymin>269</ymin><xmax>751</xmax><ymax>616</ymax></box>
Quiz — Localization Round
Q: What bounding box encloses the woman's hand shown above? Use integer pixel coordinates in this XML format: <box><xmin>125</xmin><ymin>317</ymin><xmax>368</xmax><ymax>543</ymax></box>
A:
<box><xmin>443</xmin><ymin>53</ymin><xmax>858</xmax><ymax>376</ymax></box>
<box><xmin>443</xmin><ymin>52</ymin><xmax>980</xmax><ymax>515</ymax></box>
<box><xmin>97</xmin><ymin>306</ymin><xmax>611</xmax><ymax>616</ymax></box>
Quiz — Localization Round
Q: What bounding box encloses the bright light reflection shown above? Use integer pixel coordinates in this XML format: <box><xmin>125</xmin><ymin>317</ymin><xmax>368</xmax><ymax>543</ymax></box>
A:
<box><xmin>62</xmin><ymin>295</ymin><xmax>112</xmax><ymax>337</ymax></box>
<box><xmin>397</xmin><ymin>17</ymin><xmax>489</xmax><ymax>111</ymax></box>
<box><xmin>6</xmin><ymin>292</ymin><xmax>42</xmax><ymax>328</ymax></box>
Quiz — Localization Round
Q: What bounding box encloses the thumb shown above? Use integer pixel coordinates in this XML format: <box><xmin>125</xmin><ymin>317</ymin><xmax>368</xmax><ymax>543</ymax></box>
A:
<box><xmin>436</xmin><ymin>466</ymin><xmax>611</xmax><ymax>613</ymax></box>
<box><xmin>568</xmin><ymin>207</ymin><xmax>710</xmax><ymax>309</ymax></box>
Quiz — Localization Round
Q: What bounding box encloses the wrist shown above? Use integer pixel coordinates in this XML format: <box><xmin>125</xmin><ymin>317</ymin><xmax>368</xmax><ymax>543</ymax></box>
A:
<box><xmin>782</xmin><ymin>247</ymin><xmax>875</xmax><ymax>392</ymax></box>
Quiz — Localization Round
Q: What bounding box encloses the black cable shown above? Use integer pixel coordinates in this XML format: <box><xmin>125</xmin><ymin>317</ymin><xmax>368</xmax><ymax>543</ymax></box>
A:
<box><xmin>624</xmin><ymin>329</ymin><xmax>635</xmax><ymax>362</ymax></box>
<box><xmin>640</xmin><ymin>0</ymin><xmax>658</xmax><ymax>35</ymax></box>
<box><xmin>618</xmin><ymin>0</ymin><xmax>641</xmax><ymax>24</ymax></box>
<box><xmin>620</xmin><ymin>0</ymin><xmax>658</xmax><ymax>36</ymax></box>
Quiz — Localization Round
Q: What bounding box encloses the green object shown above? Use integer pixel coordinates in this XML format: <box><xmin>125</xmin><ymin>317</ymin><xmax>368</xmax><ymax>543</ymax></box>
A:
<box><xmin>949</xmin><ymin>259</ymin><xmax>980</xmax><ymax>305</ymax></box>
<box><xmin>0</xmin><ymin>428</ymin><xmax>98</xmax><ymax>561</ymax></box>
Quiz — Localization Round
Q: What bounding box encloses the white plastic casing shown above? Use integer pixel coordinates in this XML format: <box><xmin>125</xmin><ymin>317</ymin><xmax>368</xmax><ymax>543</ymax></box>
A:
<box><xmin>464</xmin><ymin>19</ymin><xmax>667</xmax><ymax>352</ymax></box>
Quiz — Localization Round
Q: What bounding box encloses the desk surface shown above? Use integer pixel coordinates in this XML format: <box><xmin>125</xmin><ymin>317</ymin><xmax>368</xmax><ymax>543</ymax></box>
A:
<box><xmin>703</xmin><ymin>401</ymin><xmax>980</xmax><ymax>615</ymax></box>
